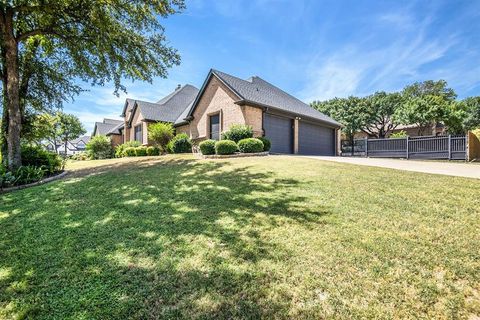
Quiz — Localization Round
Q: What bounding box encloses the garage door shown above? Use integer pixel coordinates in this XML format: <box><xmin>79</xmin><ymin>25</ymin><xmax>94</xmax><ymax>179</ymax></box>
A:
<box><xmin>264</xmin><ymin>113</ymin><xmax>293</xmax><ymax>154</ymax></box>
<box><xmin>298</xmin><ymin>121</ymin><xmax>335</xmax><ymax>155</ymax></box>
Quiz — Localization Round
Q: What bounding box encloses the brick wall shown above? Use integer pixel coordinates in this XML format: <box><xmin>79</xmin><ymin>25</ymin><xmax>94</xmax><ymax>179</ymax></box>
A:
<box><xmin>468</xmin><ymin>130</ymin><xmax>480</xmax><ymax>161</ymax></box>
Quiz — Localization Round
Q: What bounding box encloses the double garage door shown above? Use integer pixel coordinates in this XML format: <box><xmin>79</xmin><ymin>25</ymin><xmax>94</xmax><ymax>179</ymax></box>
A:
<box><xmin>264</xmin><ymin>113</ymin><xmax>335</xmax><ymax>155</ymax></box>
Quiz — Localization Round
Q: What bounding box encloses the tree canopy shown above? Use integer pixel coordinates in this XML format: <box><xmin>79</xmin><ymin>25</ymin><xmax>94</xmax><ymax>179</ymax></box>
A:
<box><xmin>0</xmin><ymin>0</ymin><xmax>184</xmax><ymax>169</ymax></box>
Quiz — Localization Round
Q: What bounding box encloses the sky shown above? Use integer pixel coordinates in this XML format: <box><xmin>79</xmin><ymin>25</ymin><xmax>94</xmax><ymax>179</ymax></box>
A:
<box><xmin>63</xmin><ymin>0</ymin><xmax>480</xmax><ymax>133</ymax></box>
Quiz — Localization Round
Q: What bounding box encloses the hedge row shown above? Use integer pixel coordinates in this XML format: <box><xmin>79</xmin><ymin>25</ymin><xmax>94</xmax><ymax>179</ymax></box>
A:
<box><xmin>199</xmin><ymin>137</ymin><xmax>270</xmax><ymax>155</ymax></box>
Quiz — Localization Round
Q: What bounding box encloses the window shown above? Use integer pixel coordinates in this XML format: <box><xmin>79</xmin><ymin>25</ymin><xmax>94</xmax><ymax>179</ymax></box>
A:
<box><xmin>209</xmin><ymin>114</ymin><xmax>220</xmax><ymax>140</ymax></box>
<box><xmin>134</xmin><ymin>124</ymin><xmax>143</xmax><ymax>143</ymax></box>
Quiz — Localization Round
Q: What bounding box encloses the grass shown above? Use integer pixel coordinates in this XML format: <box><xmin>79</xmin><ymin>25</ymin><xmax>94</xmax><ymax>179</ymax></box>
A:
<box><xmin>1</xmin><ymin>155</ymin><xmax>479</xmax><ymax>319</ymax></box>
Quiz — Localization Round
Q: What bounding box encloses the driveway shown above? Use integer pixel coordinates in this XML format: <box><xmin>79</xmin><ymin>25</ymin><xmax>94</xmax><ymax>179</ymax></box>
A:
<box><xmin>301</xmin><ymin>156</ymin><xmax>480</xmax><ymax>179</ymax></box>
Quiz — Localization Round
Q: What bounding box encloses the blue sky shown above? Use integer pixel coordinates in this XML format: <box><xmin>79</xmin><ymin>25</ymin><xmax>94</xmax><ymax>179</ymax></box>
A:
<box><xmin>64</xmin><ymin>0</ymin><xmax>480</xmax><ymax>133</ymax></box>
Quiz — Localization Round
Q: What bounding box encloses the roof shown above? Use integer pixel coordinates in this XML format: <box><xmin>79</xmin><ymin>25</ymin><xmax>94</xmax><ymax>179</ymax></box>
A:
<box><xmin>106</xmin><ymin>122</ymin><xmax>124</xmax><ymax>136</ymax></box>
<box><xmin>187</xmin><ymin>69</ymin><xmax>341</xmax><ymax>127</ymax></box>
<box><xmin>70</xmin><ymin>135</ymin><xmax>91</xmax><ymax>145</ymax></box>
<box><xmin>121</xmin><ymin>98</ymin><xmax>136</xmax><ymax>117</ymax></box>
<box><xmin>93</xmin><ymin>119</ymin><xmax>123</xmax><ymax>136</ymax></box>
<box><xmin>128</xmin><ymin>84</ymin><xmax>199</xmax><ymax>126</ymax></box>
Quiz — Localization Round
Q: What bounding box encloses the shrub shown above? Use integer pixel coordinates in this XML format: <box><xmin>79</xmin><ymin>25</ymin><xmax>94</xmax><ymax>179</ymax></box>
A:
<box><xmin>86</xmin><ymin>135</ymin><xmax>113</xmax><ymax>159</ymax></box>
<box><xmin>238</xmin><ymin>138</ymin><xmax>264</xmax><ymax>153</ymax></box>
<box><xmin>70</xmin><ymin>152</ymin><xmax>89</xmax><ymax>161</ymax></box>
<box><xmin>199</xmin><ymin>140</ymin><xmax>216</xmax><ymax>155</ymax></box>
<box><xmin>215</xmin><ymin>140</ymin><xmax>237</xmax><ymax>155</ymax></box>
<box><xmin>14</xmin><ymin>165</ymin><xmax>45</xmax><ymax>185</ymax></box>
<box><xmin>21</xmin><ymin>145</ymin><xmax>62</xmax><ymax>174</ymax></box>
<box><xmin>473</xmin><ymin>128</ymin><xmax>480</xmax><ymax>139</ymax></box>
<box><xmin>148</xmin><ymin>122</ymin><xmax>174</xmax><ymax>152</ymax></box>
<box><xmin>257</xmin><ymin>137</ymin><xmax>271</xmax><ymax>151</ymax></box>
<box><xmin>221</xmin><ymin>124</ymin><xmax>253</xmax><ymax>143</ymax></box>
<box><xmin>124</xmin><ymin>147</ymin><xmax>136</xmax><ymax>157</ymax></box>
<box><xmin>146</xmin><ymin>146</ymin><xmax>160</xmax><ymax>156</ymax></box>
<box><xmin>169</xmin><ymin>133</ymin><xmax>192</xmax><ymax>153</ymax></box>
<box><xmin>135</xmin><ymin>146</ymin><xmax>148</xmax><ymax>156</ymax></box>
<box><xmin>390</xmin><ymin>130</ymin><xmax>408</xmax><ymax>138</ymax></box>
<box><xmin>115</xmin><ymin>141</ymin><xmax>140</xmax><ymax>158</ymax></box>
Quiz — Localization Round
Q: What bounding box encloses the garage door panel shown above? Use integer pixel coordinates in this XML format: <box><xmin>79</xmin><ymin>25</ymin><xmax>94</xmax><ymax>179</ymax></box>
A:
<box><xmin>264</xmin><ymin>114</ymin><xmax>293</xmax><ymax>154</ymax></box>
<box><xmin>298</xmin><ymin>121</ymin><xmax>335</xmax><ymax>155</ymax></box>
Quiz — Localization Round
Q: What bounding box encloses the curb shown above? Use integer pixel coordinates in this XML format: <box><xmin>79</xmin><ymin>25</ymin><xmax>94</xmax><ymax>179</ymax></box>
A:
<box><xmin>0</xmin><ymin>171</ymin><xmax>69</xmax><ymax>194</ymax></box>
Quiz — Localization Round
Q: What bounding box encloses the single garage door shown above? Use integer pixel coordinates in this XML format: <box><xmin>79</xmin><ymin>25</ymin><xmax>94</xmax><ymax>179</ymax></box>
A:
<box><xmin>298</xmin><ymin>120</ymin><xmax>335</xmax><ymax>155</ymax></box>
<box><xmin>264</xmin><ymin>113</ymin><xmax>293</xmax><ymax>154</ymax></box>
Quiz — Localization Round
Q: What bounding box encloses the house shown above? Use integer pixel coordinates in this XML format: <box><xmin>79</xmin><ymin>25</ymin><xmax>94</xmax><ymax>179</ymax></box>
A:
<box><xmin>45</xmin><ymin>135</ymin><xmax>91</xmax><ymax>156</ymax></box>
<box><xmin>92</xmin><ymin>118</ymin><xmax>124</xmax><ymax>146</ymax></box>
<box><xmin>122</xmin><ymin>84</ymin><xmax>199</xmax><ymax>145</ymax></box>
<box><xmin>119</xmin><ymin>69</ymin><xmax>341</xmax><ymax>155</ymax></box>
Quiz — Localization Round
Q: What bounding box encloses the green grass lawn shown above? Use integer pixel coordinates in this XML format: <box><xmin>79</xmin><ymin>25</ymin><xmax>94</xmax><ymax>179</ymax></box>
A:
<box><xmin>1</xmin><ymin>155</ymin><xmax>479</xmax><ymax>319</ymax></box>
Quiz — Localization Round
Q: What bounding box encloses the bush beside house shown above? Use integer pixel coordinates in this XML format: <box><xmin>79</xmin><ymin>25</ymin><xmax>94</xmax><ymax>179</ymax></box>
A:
<box><xmin>86</xmin><ymin>136</ymin><xmax>113</xmax><ymax>159</ymax></box>
<box><xmin>257</xmin><ymin>137</ymin><xmax>271</xmax><ymax>151</ymax></box>
<box><xmin>238</xmin><ymin>138</ymin><xmax>264</xmax><ymax>153</ymax></box>
<box><xmin>168</xmin><ymin>133</ymin><xmax>192</xmax><ymax>153</ymax></box>
<box><xmin>199</xmin><ymin>140</ymin><xmax>216</xmax><ymax>155</ymax></box>
<box><xmin>215</xmin><ymin>140</ymin><xmax>238</xmax><ymax>155</ymax></box>
<box><xmin>221</xmin><ymin>124</ymin><xmax>253</xmax><ymax>142</ymax></box>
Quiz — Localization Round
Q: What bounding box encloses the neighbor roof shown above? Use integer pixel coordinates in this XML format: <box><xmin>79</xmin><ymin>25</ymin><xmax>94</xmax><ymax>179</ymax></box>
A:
<box><xmin>93</xmin><ymin>119</ymin><xmax>123</xmax><ymax>136</ymax></box>
<box><xmin>186</xmin><ymin>69</ymin><xmax>341</xmax><ymax>127</ymax></box>
<box><xmin>106</xmin><ymin>122</ymin><xmax>124</xmax><ymax>136</ymax></box>
<box><xmin>128</xmin><ymin>84</ymin><xmax>199</xmax><ymax>126</ymax></box>
<box><xmin>71</xmin><ymin>135</ymin><xmax>91</xmax><ymax>145</ymax></box>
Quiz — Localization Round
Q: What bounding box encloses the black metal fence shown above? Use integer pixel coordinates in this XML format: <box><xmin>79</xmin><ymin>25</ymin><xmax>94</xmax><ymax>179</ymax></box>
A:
<box><xmin>341</xmin><ymin>135</ymin><xmax>466</xmax><ymax>160</ymax></box>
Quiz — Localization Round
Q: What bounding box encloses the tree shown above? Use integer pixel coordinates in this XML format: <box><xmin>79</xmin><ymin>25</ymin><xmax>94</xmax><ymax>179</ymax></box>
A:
<box><xmin>0</xmin><ymin>1</ymin><xmax>184</xmax><ymax>170</ymax></box>
<box><xmin>57</xmin><ymin>113</ymin><xmax>85</xmax><ymax>156</ymax></box>
<box><xmin>148</xmin><ymin>122</ymin><xmax>174</xmax><ymax>152</ymax></box>
<box><xmin>462</xmin><ymin>97</ymin><xmax>480</xmax><ymax>131</ymax></box>
<box><xmin>362</xmin><ymin>92</ymin><xmax>403</xmax><ymax>138</ymax></box>
<box><xmin>312</xmin><ymin>96</ymin><xmax>369</xmax><ymax>155</ymax></box>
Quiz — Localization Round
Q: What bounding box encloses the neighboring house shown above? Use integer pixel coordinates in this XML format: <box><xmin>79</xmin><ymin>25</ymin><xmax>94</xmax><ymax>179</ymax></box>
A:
<box><xmin>122</xmin><ymin>84</ymin><xmax>199</xmax><ymax>145</ymax></box>
<box><xmin>117</xmin><ymin>69</ymin><xmax>342</xmax><ymax>155</ymax></box>
<box><xmin>354</xmin><ymin>123</ymin><xmax>446</xmax><ymax>139</ymax></box>
<box><xmin>45</xmin><ymin>135</ymin><xmax>91</xmax><ymax>156</ymax></box>
<box><xmin>92</xmin><ymin>118</ymin><xmax>124</xmax><ymax>146</ymax></box>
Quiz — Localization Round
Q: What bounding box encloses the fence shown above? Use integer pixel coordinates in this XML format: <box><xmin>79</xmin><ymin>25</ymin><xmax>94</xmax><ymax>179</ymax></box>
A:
<box><xmin>341</xmin><ymin>135</ymin><xmax>466</xmax><ymax>160</ymax></box>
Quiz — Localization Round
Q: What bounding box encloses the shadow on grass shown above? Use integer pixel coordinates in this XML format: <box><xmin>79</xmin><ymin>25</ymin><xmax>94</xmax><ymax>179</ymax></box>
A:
<box><xmin>0</xmin><ymin>158</ymin><xmax>331</xmax><ymax>319</ymax></box>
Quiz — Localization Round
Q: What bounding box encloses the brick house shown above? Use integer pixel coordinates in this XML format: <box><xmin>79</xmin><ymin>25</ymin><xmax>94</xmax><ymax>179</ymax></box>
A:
<box><xmin>118</xmin><ymin>69</ymin><xmax>342</xmax><ymax>155</ymax></box>
<box><xmin>92</xmin><ymin>118</ymin><xmax>124</xmax><ymax>146</ymax></box>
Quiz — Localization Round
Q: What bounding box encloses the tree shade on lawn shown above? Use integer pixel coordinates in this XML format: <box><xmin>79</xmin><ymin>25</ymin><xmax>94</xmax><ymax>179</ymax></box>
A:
<box><xmin>0</xmin><ymin>155</ymin><xmax>479</xmax><ymax>319</ymax></box>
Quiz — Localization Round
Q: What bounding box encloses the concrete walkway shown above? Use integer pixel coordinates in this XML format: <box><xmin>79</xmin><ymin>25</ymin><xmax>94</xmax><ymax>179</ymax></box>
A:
<box><xmin>300</xmin><ymin>156</ymin><xmax>480</xmax><ymax>179</ymax></box>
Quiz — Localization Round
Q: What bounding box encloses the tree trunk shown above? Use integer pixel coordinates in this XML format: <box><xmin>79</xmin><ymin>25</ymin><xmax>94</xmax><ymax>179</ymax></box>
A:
<box><xmin>64</xmin><ymin>139</ymin><xmax>68</xmax><ymax>156</ymax></box>
<box><xmin>1</xmin><ymin>11</ymin><xmax>21</xmax><ymax>170</ymax></box>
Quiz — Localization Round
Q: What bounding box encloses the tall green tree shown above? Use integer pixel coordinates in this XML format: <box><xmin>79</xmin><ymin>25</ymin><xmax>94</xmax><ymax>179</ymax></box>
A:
<box><xmin>462</xmin><ymin>97</ymin><xmax>480</xmax><ymax>131</ymax></box>
<box><xmin>0</xmin><ymin>0</ymin><xmax>184</xmax><ymax>170</ymax></box>
<box><xmin>57</xmin><ymin>113</ymin><xmax>85</xmax><ymax>156</ymax></box>
<box><xmin>362</xmin><ymin>92</ymin><xmax>403</xmax><ymax>138</ymax></box>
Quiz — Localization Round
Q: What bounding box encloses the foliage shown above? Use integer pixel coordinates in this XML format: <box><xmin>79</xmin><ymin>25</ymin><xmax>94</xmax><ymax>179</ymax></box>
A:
<box><xmin>123</xmin><ymin>147</ymin><xmax>136</xmax><ymax>157</ymax></box>
<box><xmin>237</xmin><ymin>138</ymin><xmax>264</xmax><ymax>153</ymax></box>
<box><xmin>70</xmin><ymin>152</ymin><xmax>89</xmax><ymax>161</ymax></box>
<box><xmin>257</xmin><ymin>137</ymin><xmax>271</xmax><ymax>151</ymax></box>
<box><xmin>462</xmin><ymin>97</ymin><xmax>480</xmax><ymax>131</ymax></box>
<box><xmin>14</xmin><ymin>165</ymin><xmax>46</xmax><ymax>185</ymax></box>
<box><xmin>361</xmin><ymin>92</ymin><xmax>404</xmax><ymax>138</ymax></box>
<box><xmin>169</xmin><ymin>133</ymin><xmax>192</xmax><ymax>153</ymax></box>
<box><xmin>390</xmin><ymin>131</ymin><xmax>408</xmax><ymax>138</ymax></box>
<box><xmin>135</xmin><ymin>146</ymin><xmax>148</xmax><ymax>157</ymax></box>
<box><xmin>472</xmin><ymin>128</ymin><xmax>480</xmax><ymax>140</ymax></box>
<box><xmin>21</xmin><ymin>145</ymin><xmax>62</xmax><ymax>174</ymax></box>
<box><xmin>0</xmin><ymin>0</ymin><xmax>184</xmax><ymax>169</ymax></box>
<box><xmin>215</xmin><ymin>140</ymin><xmax>238</xmax><ymax>155</ymax></box>
<box><xmin>199</xmin><ymin>140</ymin><xmax>216</xmax><ymax>155</ymax></box>
<box><xmin>86</xmin><ymin>136</ymin><xmax>113</xmax><ymax>159</ymax></box>
<box><xmin>221</xmin><ymin>124</ymin><xmax>253</xmax><ymax>143</ymax></box>
<box><xmin>57</xmin><ymin>112</ymin><xmax>86</xmax><ymax>155</ymax></box>
<box><xmin>148</xmin><ymin>122</ymin><xmax>174</xmax><ymax>152</ymax></box>
<box><xmin>115</xmin><ymin>141</ymin><xmax>141</xmax><ymax>158</ymax></box>
<box><xmin>146</xmin><ymin>146</ymin><xmax>160</xmax><ymax>156</ymax></box>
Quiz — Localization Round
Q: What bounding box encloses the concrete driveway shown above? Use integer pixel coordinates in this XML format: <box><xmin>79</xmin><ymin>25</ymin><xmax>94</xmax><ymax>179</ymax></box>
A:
<box><xmin>300</xmin><ymin>156</ymin><xmax>480</xmax><ymax>179</ymax></box>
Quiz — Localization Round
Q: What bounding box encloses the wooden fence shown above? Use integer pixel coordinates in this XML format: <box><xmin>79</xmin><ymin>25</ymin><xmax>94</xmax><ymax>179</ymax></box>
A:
<box><xmin>341</xmin><ymin>135</ymin><xmax>467</xmax><ymax>160</ymax></box>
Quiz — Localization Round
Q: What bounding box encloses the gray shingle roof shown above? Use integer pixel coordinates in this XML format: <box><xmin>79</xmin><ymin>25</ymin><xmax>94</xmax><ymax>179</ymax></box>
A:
<box><xmin>106</xmin><ymin>122</ymin><xmax>124</xmax><ymax>135</ymax></box>
<box><xmin>70</xmin><ymin>135</ymin><xmax>91</xmax><ymax>145</ymax></box>
<box><xmin>188</xmin><ymin>69</ymin><xmax>341</xmax><ymax>127</ymax></box>
<box><xmin>93</xmin><ymin>119</ymin><xmax>123</xmax><ymax>136</ymax></box>
<box><xmin>130</xmin><ymin>85</ymin><xmax>199</xmax><ymax>125</ymax></box>
<box><xmin>121</xmin><ymin>98</ymin><xmax>136</xmax><ymax>117</ymax></box>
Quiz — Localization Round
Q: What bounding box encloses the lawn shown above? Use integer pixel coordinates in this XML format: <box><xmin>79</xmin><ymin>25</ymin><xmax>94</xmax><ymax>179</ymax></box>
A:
<box><xmin>1</xmin><ymin>155</ymin><xmax>479</xmax><ymax>319</ymax></box>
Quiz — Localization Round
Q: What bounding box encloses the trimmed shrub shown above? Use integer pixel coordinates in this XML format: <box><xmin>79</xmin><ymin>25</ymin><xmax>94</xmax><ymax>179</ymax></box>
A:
<box><xmin>146</xmin><ymin>146</ymin><xmax>160</xmax><ymax>156</ymax></box>
<box><xmin>124</xmin><ymin>147</ymin><xmax>136</xmax><ymax>157</ymax></box>
<box><xmin>170</xmin><ymin>133</ymin><xmax>192</xmax><ymax>153</ymax></box>
<box><xmin>134</xmin><ymin>146</ymin><xmax>148</xmax><ymax>156</ymax></box>
<box><xmin>199</xmin><ymin>139</ymin><xmax>216</xmax><ymax>155</ymax></box>
<box><xmin>221</xmin><ymin>124</ymin><xmax>253</xmax><ymax>143</ymax></box>
<box><xmin>238</xmin><ymin>138</ymin><xmax>264</xmax><ymax>153</ymax></box>
<box><xmin>148</xmin><ymin>122</ymin><xmax>174</xmax><ymax>152</ymax></box>
<box><xmin>215</xmin><ymin>140</ymin><xmax>237</xmax><ymax>155</ymax></box>
<box><xmin>21</xmin><ymin>145</ymin><xmax>62</xmax><ymax>174</ymax></box>
<box><xmin>86</xmin><ymin>135</ymin><xmax>113</xmax><ymax>159</ymax></box>
<box><xmin>115</xmin><ymin>141</ymin><xmax>141</xmax><ymax>158</ymax></box>
<box><xmin>257</xmin><ymin>137</ymin><xmax>271</xmax><ymax>151</ymax></box>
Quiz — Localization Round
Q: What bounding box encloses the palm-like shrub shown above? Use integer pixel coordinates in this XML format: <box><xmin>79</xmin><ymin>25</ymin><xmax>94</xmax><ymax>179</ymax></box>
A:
<box><xmin>199</xmin><ymin>140</ymin><xmax>216</xmax><ymax>155</ymax></box>
<box><xmin>148</xmin><ymin>122</ymin><xmax>174</xmax><ymax>152</ymax></box>
<box><xmin>238</xmin><ymin>138</ymin><xmax>264</xmax><ymax>153</ymax></box>
<box><xmin>221</xmin><ymin>124</ymin><xmax>253</xmax><ymax>143</ymax></box>
<box><xmin>215</xmin><ymin>140</ymin><xmax>237</xmax><ymax>155</ymax></box>
<box><xmin>86</xmin><ymin>135</ymin><xmax>113</xmax><ymax>159</ymax></box>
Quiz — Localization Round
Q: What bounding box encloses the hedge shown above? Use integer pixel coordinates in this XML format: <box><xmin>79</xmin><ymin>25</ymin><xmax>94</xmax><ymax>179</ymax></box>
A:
<box><xmin>215</xmin><ymin>140</ymin><xmax>238</xmax><ymax>155</ymax></box>
<box><xmin>238</xmin><ymin>138</ymin><xmax>264</xmax><ymax>153</ymax></box>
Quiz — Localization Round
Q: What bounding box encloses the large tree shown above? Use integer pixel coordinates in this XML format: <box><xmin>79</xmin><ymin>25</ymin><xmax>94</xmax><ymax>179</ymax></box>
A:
<box><xmin>362</xmin><ymin>91</ymin><xmax>403</xmax><ymax>138</ymax></box>
<box><xmin>57</xmin><ymin>112</ymin><xmax>85</xmax><ymax>156</ymax></box>
<box><xmin>0</xmin><ymin>0</ymin><xmax>183</xmax><ymax>170</ymax></box>
<box><xmin>462</xmin><ymin>97</ymin><xmax>480</xmax><ymax>131</ymax></box>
